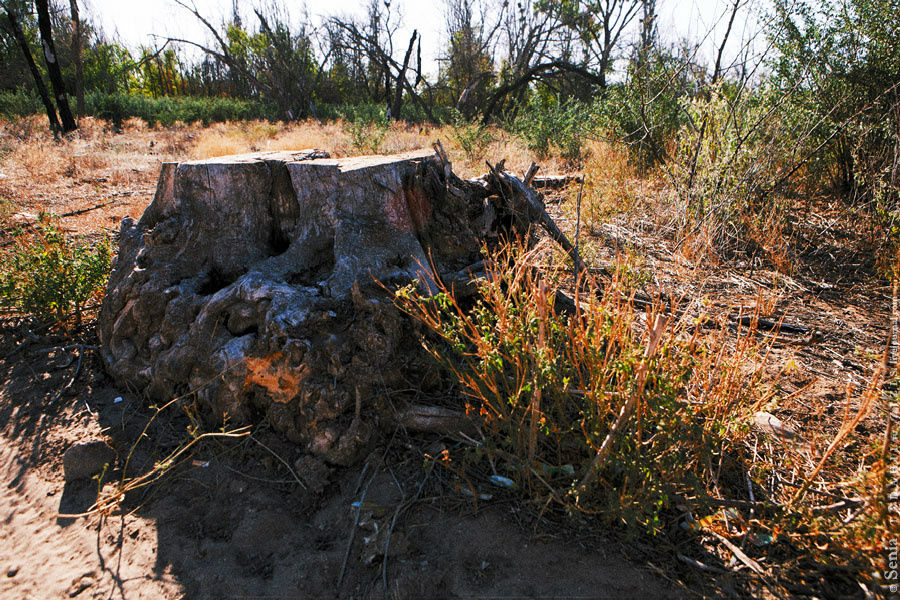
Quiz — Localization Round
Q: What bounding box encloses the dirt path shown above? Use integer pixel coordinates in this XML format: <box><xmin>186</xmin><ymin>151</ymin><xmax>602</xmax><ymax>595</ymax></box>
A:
<box><xmin>0</xmin><ymin>421</ymin><xmax>182</xmax><ymax>599</ymax></box>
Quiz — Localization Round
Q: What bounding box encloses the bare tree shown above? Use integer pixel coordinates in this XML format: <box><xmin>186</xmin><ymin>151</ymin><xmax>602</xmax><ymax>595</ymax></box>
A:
<box><xmin>1</xmin><ymin>1</ymin><xmax>60</xmax><ymax>131</ymax></box>
<box><xmin>69</xmin><ymin>0</ymin><xmax>84</xmax><ymax>116</ymax></box>
<box><xmin>327</xmin><ymin>1</ymin><xmax>434</xmax><ymax>120</ymax></box>
<box><xmin>168</xmin><ymin>1</ymin><xmax>327</xmax><ymax>119</ymax></box>
<box><xmin>34</xmin><ymin>0</ymin><xmax>76</xmax><ymax>132</ymax></box>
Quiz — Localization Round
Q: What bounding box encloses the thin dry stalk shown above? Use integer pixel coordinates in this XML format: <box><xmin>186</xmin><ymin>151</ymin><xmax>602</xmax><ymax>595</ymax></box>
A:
<box><xmin>575</xmin><ymin>312</ymin><xmax>669</xmax><ymax>498</ymax></box>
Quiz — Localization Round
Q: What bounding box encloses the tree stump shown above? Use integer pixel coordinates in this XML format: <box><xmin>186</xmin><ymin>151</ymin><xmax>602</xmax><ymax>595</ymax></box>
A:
<box><xmin>99</xmin><ymin>149</ymin><xmax>488</xmax><ymax>464</ymax></box>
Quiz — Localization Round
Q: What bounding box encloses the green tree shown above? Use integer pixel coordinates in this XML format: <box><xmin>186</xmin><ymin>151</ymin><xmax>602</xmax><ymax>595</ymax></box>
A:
<box><xmin>768</xmin><ymin>0</ymin><xmax>900</xmax><ymax>205</ymax></box>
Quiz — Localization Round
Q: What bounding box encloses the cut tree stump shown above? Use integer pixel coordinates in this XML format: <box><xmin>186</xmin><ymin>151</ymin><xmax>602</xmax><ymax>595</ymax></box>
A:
<box><xmin>99</xmin><ymin>148</ymin><xmax>575</xmax><ymax>464</ymax></box>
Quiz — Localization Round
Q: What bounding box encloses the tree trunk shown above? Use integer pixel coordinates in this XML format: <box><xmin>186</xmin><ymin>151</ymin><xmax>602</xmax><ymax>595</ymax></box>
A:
<box><xmin>34</xmin><ymin>0</ymin><xmax>77</xmax><ymax>132</ymax></box>
<box><xmin>69</xmin><ymin>0</ymin><xmax>85</xmax><ymax>116</ymax></box>
<box><xmin>2</xmin><ymin>8</ymin><xmax>61</xmax><ymax>132</ymax></box>
<box><xmin>390</xmin><ymin>30</ymin><xmax>417</xmax><ymax>119</ymax></box>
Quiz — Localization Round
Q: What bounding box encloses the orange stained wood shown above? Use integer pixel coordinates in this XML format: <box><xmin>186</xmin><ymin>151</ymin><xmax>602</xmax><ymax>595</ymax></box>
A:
<box><xmin>243</xmin><ymin>352</ymin><xmax>309</xmax><ymax>403</ymax></box>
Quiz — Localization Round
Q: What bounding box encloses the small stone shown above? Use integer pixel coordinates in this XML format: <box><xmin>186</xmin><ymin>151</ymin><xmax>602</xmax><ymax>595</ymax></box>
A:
<box><xmin>63</xmin><ymin>441</ymin><xmax>116</xmax><ymax>482</ymax></box>
<box><xmin>753</xmin><ymin>411</ymin><xmax>801</xmax><ymax>442</ymax></box>
<box><xmin>6</xmin><ymin>565</ymin><xmax>19</xmax><ymax>577</ymax></box>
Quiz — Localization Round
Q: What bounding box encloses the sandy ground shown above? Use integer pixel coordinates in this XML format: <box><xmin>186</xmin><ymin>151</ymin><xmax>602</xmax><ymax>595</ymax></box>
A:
<box><xmin>0</xmin><ymin>344</ymin><xmax>677</xmax><ymax>599</ymax></box>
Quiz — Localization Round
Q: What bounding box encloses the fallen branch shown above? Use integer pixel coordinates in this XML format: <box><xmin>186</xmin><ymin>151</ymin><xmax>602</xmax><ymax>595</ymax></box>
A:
<box><xmin>708</xmin><ymin>530</ymin><xmax>767</xmax><ymax>577</ymax></box>
<box><xmin>485</xmin><ymin>161</ymin><xmax>587</xmax><ymax>275</ymax></box>
<box><xmin>396</xmin><ymin>404</ymin><xmax>477</xmax><ymax>437</ymax></box>
<box><xmin>59</xmin><ymin>199</ymin><xmax>117</xmax><ymax>218</ymax></box>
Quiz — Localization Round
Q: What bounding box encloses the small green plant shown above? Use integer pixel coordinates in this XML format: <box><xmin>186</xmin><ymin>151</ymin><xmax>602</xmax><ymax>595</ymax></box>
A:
<box><xmin>343</xmin><ymin>104</ymin><xmax>390</xmax><ymax>154</ymax></box>
<box><xmin>0</xmin><ymin>221</ymin><xmax>112</xmax><ymax>326</ymax></box>
<box><xmin>395</xmin><ymin>240</ymin><xmax>758</xmax><ymax>533</ymax></box>
<box><xmin>0</xmin><ymin>196</ymin><xmax>13</xmax><ymax>224</ymax></box>
<box><xmin>450</xmin><ymin>110</ymin><xmax>494</xmax><ymax>160</ymax></box>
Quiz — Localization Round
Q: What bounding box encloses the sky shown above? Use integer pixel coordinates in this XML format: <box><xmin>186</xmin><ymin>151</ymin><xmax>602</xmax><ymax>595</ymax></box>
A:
<box><xmin>80</xmin><ymin>0</ymin><xmax>768</xmax><ymax>78</ymax></box>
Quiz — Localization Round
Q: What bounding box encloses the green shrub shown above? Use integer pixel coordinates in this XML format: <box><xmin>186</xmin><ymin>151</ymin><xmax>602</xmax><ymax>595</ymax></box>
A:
<box><xmin>341</xmin><ymin>104</ymin><xmax>390</xmax><ymax>154</ymax></box>
<box><xmin>601</xmin><ymin>46</ymin><xmax>698</xmax><ymax>170</ymax></box>
<box><xmin>512</xmin><ymin>95</ymin><xmax>594</xmax><ymax>163</ymax></box>
<box><xmin>0</xmin><ymin>90</ymin><xmax>43</xmax><ymax>118</ymax></box>
<box><xmin>450</xmin><ymin>109</ymin><xmax>494</xmax><ymax>160</ymax></box>
<box><xmin>395</xmin><ymin>241</ymin><xmax>757</xmax><ymax>533</ymax></box>
<box><xmin>1</xmin><ymin>222</ymin><xmax>111</xmax><ymax>326</ymax></box>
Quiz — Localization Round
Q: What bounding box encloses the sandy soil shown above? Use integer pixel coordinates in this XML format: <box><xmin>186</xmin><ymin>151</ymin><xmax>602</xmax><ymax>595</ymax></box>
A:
<box><xmin>0</xmin><ymin>338</ymin><xmax>676</xmax><ymax>599</ymax></box>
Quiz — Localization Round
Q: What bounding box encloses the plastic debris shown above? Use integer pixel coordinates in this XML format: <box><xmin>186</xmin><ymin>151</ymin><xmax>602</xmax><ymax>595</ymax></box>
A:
<box><xmin>538</xmin><ymin>463</ymin><xmax>575</xmax><ymax>477</ymax></box>
<box><xmin>489</xmin><ymin>475</ymin><xmax>517</xmax><ymax>489</ymax></box>
<box><xmin>113</xmin><ymin>397</ymin><xmax>123</xmax><ymax>404</ymax></box>
<box><xmin>191</xmin><ymin>460</ymin><xmax>210</xmax><ymax>468</ymax></box>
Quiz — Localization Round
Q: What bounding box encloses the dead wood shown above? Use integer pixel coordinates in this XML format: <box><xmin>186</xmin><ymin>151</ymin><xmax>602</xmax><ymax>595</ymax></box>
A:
<box><xmin>484</xmin><ymin>160</ymin><xmax>587</xmax><ymax>275</ymax></box>
<box><xmin>396</xmin><ymin>404</ymin><xmax>477</xmax><ymax>437</ymax></box>
<box><xmin>531</xmin><ymin>174</ymin><xmax>584</xmax><ymax>189</ymax></box>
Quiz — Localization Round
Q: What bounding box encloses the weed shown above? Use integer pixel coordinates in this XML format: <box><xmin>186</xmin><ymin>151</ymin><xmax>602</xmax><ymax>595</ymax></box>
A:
<box><xmin>0</xmin><ymin>220</ymin><xmax>111</xmax><ymax>326</ymax></box>
<box><xmin>395</xmin><ymin>240</ymin><xmax>759</xmax><ymax>533</ymax></box>
<box><xmin>342</xmin><ymin>105</ymin><xmax>390</xmax><ymax>154</ymax></box>
<box><xmin>450</xmin><ymin>110</ymin><xmax>494</xmax><ymax>161</ymax></box>
<box><xmin>0</xmin><ymin>195</ymin><xmax>13</xmax><ymax>224</ymax></box>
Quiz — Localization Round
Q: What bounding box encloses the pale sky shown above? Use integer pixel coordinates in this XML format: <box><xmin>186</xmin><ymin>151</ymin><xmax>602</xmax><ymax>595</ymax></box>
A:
<box><xmin>80</xmin><ymin>0</ymin><xmax>767</xmax><ymax>78</ymax></box>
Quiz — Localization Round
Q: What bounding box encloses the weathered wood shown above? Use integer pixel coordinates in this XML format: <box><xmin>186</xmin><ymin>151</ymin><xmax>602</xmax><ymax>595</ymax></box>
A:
<box><xmin>485</xmin><ymin>161</ymin><xmax>587</xmax><ymax>275</ymax></box>
<box><xmin>100</xmin><ymin>149</ymin><xmax>491</xmax><ymax>463</ymax></box>
<box><xmin>396</xmin><ymin>404</ymin><xmax>477</xmax><ymax>436</ymax></box>
<box><xmin>531</xmin><ymin>174</ymin><xmax>583</xmax><ymax>189</ymax></box>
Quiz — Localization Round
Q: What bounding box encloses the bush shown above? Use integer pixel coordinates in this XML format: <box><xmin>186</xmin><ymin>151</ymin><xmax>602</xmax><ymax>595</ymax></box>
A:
<box><xmin>512</xmin><ymin>95</ymin><xmax>595</xmax><ymax>164</ymax></box>
<box><xmin>0</xmin><ymin>222</ymin><xmax>111</xmax><ymax>326</ymax></box>
<box><xmin>395</xmin><ymin>241</ymin><xmax>758</xmax><ymax>533</ymax></box>
<box><xmin>0</xmin><ymin>90</ymin><xmax>43</xmax><ymax>118</ymax></box>
<box><xmin>341</xmin><ymin>104</ymin><xmax>390</xmax><ymax>154</ymax></box>
<box><xmin>0</xmin><ymin>91</ymin><xmax>279</xmax><ymax>127</ymax></box>
<box><xmin>85</xmin><ymin>93</ymin><xmax>278</xmax><ymax>127</ymax></box>
<box><xmin>449</xmin><ymin>109</ymin><xmax>494</xmax><ymax>160</ymax></box>
<box><xmin>599</xmin><ymin>46</ymin><xmax>701</xmax><ymax>170</ymax></box>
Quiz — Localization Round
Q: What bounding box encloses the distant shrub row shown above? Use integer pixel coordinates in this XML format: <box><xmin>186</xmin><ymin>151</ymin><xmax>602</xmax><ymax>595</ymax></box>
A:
<box><xmin>0</xmin><ymin>91</ymin><xmax>454</xmax><ymax>127</ymax></box>
<box><xmin>0</xmin><ymin>90</ymin><xmax>279</xmax><ymax>126</ymax></box>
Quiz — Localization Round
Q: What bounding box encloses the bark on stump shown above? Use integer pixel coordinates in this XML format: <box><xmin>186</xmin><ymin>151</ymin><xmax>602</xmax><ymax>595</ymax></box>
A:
<box><xmin>99</xmin><ymin>149</ymin><xmax>487</xmax><ymax>465</ymax></box>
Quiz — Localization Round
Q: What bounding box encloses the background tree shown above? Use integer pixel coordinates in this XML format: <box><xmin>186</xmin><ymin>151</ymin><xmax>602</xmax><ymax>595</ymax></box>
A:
<box><xmin>34</xmin><ymin>0</ymin><xmax>76</xmax><ymax>131</ymax></box>
<box><xmin>1</xmin><ymin>0</ymin><xmax>61</xmax><ymax>130</ymax></box>
<box><xmin>68</xmin><ymin>0</ymin><xmax>83</xmax><ymax>115</ymax></box>
<box><xmin>327</xmin><ymin>0</ymin><xmax>432</xmax><ymax>120</ymax></box>
<box><xmin>438</xmin><ymin>0</ymin><xmax>500</xmax><ymax>119</ymax></box>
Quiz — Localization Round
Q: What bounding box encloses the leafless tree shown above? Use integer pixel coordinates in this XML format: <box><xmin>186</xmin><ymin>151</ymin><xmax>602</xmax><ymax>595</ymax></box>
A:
<box><xmin>34</xmin><ymin>0</ymin><xmax>77</xmax><ymax>131</ymax></box>
<box><xmin>1</xmin><ymin>1</ymin><xmax>61</xmax><ymax>131</ymax></box>
<box><xmin>327</xmin><ymin>0</ymin><xmax>433</xmax><ymax>120</ymax></box>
